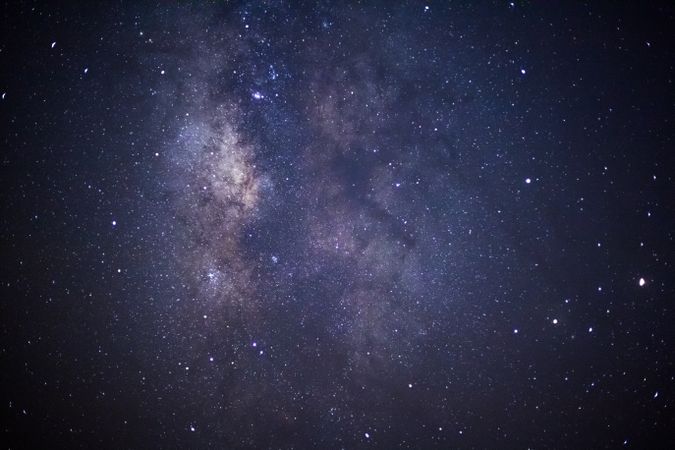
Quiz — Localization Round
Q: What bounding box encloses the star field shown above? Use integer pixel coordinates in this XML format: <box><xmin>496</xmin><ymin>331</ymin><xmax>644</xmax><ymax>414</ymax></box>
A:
<box><xmin>1</xmin><ymin>1</ymin><xmax>674</xmax><ymax>448</ymax></box>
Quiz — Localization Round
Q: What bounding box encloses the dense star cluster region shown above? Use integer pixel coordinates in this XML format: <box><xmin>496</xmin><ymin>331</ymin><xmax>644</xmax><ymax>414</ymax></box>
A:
<box><xmin>1</xmin><ymin>2</ymin><xmax>674</xmax><ymax>448</ymax></box>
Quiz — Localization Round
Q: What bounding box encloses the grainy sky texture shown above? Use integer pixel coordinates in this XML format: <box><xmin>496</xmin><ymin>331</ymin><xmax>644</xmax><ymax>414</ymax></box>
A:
<box><xmin>1</xmin><ymin>1</ymin><xmax>674</xmax><ymax>448</ymax></box>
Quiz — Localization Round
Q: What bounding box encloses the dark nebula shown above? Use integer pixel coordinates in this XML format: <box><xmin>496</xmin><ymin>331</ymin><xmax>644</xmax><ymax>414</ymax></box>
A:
<box><xmin>1</xmin><ymin>1</ymin><xmax>674</xmax><ymax>448</ymax></box>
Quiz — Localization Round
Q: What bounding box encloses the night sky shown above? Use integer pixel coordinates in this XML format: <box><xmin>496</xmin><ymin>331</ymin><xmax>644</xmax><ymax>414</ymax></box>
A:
<box><xmin>1</xmin><ymin>1</ymin><xmax>674</xmax><ymax>448</ymax></box>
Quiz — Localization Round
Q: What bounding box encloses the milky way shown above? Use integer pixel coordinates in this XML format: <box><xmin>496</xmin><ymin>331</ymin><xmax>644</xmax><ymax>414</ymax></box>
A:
<box><xmin>2</xmin><ymin>2</ymin><xmax>674</xmax><ymax>448</ymax></box>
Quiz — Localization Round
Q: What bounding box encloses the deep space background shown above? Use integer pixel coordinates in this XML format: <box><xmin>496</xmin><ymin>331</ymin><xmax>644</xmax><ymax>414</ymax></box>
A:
<box><xmin>1</xmin><ymin>1</ymin><xmax>674</xmax><ymax>448</ymax></box>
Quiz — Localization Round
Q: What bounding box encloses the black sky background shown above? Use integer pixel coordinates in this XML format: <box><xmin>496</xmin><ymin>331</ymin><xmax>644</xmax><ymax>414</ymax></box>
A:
<box><xmin>1</xmin><ymin>1</ymin><xmax>674</xmax><ymax>448</ymax></box>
